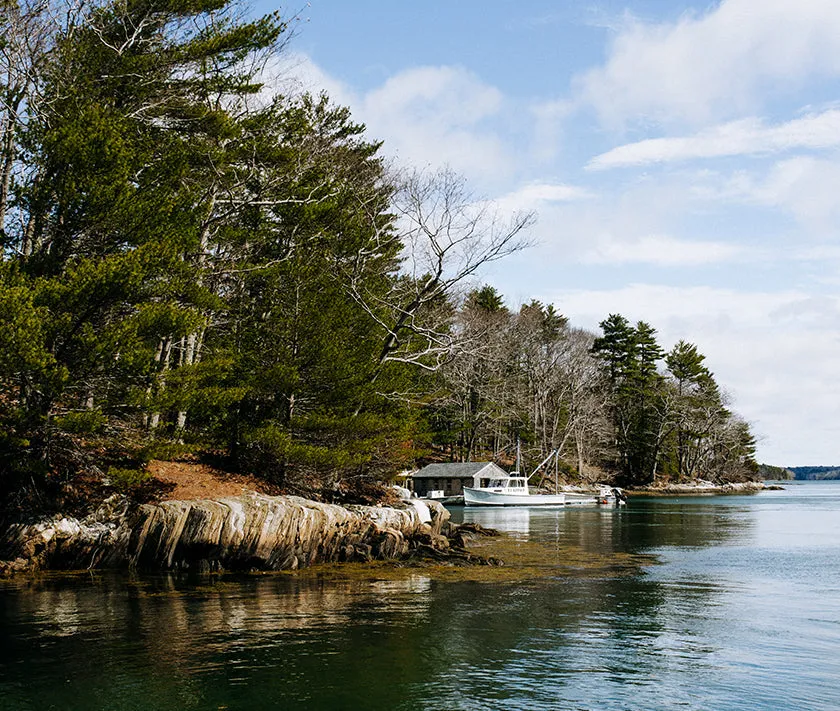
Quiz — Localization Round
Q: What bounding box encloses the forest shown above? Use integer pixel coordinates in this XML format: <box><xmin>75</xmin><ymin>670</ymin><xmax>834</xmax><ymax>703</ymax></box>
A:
<box><xmin>0</xmin><ymin>0</ymin><xmax>758</xmax><ymax>514</ymax></box>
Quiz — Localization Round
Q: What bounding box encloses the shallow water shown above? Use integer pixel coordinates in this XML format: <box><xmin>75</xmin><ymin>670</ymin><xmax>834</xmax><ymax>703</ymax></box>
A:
<box><xmin>2</xmin><ymin>482</ymin><xmax>839</xmax><ymax>710</ymax></box>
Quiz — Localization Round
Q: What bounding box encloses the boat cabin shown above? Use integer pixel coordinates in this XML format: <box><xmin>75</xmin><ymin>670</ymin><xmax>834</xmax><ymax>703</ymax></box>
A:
<box><xmin>483</xmin><ymin>477</ymin><xmax>528</xmax><ymax>493</ymax></box>
<box><xmin>410</xmin><ymin>462</ymin><xmax>511</xmax><ymax>497</ymax></box>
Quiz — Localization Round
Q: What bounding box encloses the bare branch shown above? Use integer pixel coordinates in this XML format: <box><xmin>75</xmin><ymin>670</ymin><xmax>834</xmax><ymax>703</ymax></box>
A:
<box><xmin>344</xmin><ymin>165</ymin><xmax>534</xmax><ymax>377</ymax></box>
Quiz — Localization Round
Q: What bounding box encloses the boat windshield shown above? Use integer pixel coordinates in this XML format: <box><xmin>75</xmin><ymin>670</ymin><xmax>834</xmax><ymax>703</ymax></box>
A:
<box><xmin>484</xmin><ymin>477</ymin><xmax>528</xmax><ymax>490</ymax></box>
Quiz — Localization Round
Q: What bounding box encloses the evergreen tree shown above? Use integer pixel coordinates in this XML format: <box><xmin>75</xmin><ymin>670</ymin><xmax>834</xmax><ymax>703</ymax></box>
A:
<box><xmin>208</xmin><ymin>95</ymin><xmax>416</xmax><ymax>491</ymax></box>
<box><xmin>0</xmin><ymin>0</ymin><xmax>287</xmax><ymax>503</ymax></box>
<box><xmin>665</xmin><ymin>340</ymin><xmax>712</xmax><ymax>479</ymax></box>
<box><xmin>663</xmin><ymin>341</ymin><xmax>757</xmax><ymax>482</ymax></box>
<box><xmin>593</xmin><ymin>315</ymin><xmax>667</xmax><ymax>485</ymax></box>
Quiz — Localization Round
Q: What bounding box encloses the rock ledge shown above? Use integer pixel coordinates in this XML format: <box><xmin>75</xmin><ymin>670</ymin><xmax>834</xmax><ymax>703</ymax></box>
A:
<box><xmin>0</xmin><ymin>493</ymin><xmax>457</xmax><ymax>573</ymax></box>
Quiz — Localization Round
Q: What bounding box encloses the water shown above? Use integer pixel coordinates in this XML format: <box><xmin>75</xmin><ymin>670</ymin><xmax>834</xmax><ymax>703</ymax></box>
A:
<box><xmin>2</xmin><ymin>482</ymin><xmax>840</xmax><ymax>710</ymax></box>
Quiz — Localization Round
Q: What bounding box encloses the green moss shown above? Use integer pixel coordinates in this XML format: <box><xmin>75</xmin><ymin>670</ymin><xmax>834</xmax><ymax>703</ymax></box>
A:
<box><xmin>282</xmin><ymin>534</ymin><xmax>655</xmax><ymax>584</ymax></box>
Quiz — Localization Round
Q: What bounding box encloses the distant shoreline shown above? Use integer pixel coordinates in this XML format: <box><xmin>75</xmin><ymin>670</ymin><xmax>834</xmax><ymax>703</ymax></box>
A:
<box><xmin>628</xmin><ymin>480</ymin><xmax>770</xmax><ymax>496</ymax></box>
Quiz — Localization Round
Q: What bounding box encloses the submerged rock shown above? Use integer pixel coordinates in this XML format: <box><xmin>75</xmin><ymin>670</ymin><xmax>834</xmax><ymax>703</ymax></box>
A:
<box><xmin>0</xmin><ymin>493</ymin><xmax>452</xmax><ymax>573</ymax></box>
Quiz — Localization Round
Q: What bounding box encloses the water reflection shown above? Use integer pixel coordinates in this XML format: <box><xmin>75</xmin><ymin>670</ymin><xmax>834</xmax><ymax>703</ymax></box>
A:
<box><xmin>457</xmin><ymin>506</ymin><xmax>534</xmax><ymax>535</ymax></box>
<box><xmin>452</xmin><ymin>496</ymin><xmax>755</xmax><ymax>555</ymax></box>
<box><xmin>0</xmin><ymin>562</ymin><xmax>727</xmax><ymax>709</ymax></box>
<box><xmin>1</xmin><ymin>573</ymin><xmax>450</xmax><ymax>710</ymax></box>
<box><xmin>2</xmin><ymin>488</ymin><xmax>839</xmax><ymax>710</ymax></box>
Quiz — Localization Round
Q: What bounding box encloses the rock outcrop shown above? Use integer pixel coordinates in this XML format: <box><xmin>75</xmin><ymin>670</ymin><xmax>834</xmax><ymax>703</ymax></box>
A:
<box><xmin>0</xmin><ymin>493</ymin><xmax>455</xmax><ymax>573</ymax></box>
<box><xmin>632</xmin><ymin>480</ymin><xmax>765</xmax><ymax>495</ymax></box>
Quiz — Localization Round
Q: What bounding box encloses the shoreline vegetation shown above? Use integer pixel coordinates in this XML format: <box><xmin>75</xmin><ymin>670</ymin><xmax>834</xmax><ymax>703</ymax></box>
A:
<box><xmin>1</xmin><ymin>0</ymin><xmax>761</xmax><ymax>555</ymax></box>
<box><xmin>0</xmin><ymin>468</ymin><xmax>772</xmax><ymax>577</ymax></box>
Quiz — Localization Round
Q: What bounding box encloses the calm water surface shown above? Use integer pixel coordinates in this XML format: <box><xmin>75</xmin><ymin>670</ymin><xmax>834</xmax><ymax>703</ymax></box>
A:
<box><xmin>2</xmin><ymin>482</ymin><xmax>839</xmax><ymax>710</ymax></box>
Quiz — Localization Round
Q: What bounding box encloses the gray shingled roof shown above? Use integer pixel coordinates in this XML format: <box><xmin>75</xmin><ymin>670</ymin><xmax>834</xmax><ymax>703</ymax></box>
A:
<box><xmin>413</xmin><ymin>462</ymin><xmax>508</xmax><ymax>478</ymax></box>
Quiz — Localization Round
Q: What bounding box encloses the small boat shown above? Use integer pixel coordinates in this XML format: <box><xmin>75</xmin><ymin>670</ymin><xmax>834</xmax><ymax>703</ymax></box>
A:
<box><xmin>562</xmin><ymin>486</ymin><xmax>627</xmax><ymax>506</ymax></box>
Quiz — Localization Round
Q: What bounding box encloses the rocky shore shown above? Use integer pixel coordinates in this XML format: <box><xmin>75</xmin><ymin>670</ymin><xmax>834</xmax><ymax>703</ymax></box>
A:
<box><xmin>0</xmin><ymin>492</ymin><xmax>491</xmax><ymax>575</ymax></box>
<box><xmin>628</xmin><ymin>480</ymin><xmax>769</xmax><ymax>495</ymax></box>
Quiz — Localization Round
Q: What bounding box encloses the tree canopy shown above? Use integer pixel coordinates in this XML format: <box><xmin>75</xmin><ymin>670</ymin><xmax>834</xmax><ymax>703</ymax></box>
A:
<box><xmin>0</xmin><ymin>0</ymin><xmax>758</xmax><ymax>512</ymax></box>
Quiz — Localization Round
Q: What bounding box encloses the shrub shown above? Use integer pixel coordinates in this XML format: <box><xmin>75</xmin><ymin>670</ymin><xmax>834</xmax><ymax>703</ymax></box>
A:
<box><xmin>106</xmin><ymin>466</ymin><xmax>151</xmax><ymax>492</ymax></box>
<box><xmin>55</xmin><ymin>411</ymin><xmax>107</xmax><ymax>434</ymax></box>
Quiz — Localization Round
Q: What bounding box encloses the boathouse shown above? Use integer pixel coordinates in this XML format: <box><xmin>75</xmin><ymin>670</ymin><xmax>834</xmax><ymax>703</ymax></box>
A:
<box><xmin>411</xmin><ymin>462</ymin><xmax>510</xmax><ymax>497</ymax></box>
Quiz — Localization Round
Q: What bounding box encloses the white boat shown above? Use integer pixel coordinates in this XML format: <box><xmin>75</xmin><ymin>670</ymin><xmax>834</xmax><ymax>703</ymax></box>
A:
<box><xmin>463</xmin><ymin>480</ymin><xmax>624</xmax><ymax>507</ymax></box>
<box><xmin>463</xmin><ymin>475</ymin><xmax>567</xmax><ymax>506</ymax></box>
<box><xmin>462</xmin><ymin>444</ymin><xmax>627</xmax><ymax>507</ymax></box>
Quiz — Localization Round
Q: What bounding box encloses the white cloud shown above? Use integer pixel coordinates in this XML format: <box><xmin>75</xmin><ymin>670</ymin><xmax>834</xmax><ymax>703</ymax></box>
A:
<box><xmin>548</xmin><ymin>284</ymin><xmax>801</xmax><ymax>333</ymax></box>
<box><xmin>581</xmin><ymin>234</ymin><xmax>743</xmax><ymax>266</ymax></box>
<box><xmin>544</xmin><ymin>284</ymin><xmax>840</xmax><ymax>464</ymax></box>
<box><xmin>495</xmin><ymin>170</ymin><xmax>755</xmax><ymax>269</ymax></box>
<box><xmin>588</xmin><ymin>110</ymin><xmax>840</xmax><ymax>169</ymax></box>
<box><xmin>576</xmin><ymin>0</ymin><xmax>840</xmax><ymax>126</ymax></box>
<box><xmin>363</xmin><ymin>66</ymin><xmax>502</xmax><ymax>126</ymax></box>
<box><xmin>259</xmin><ymin>52</ymin><xmax>356</xmax><ymax>108</ymax></box>
<box><xmin>530</xmin><ymin>99</ymin><xmax>574</xmax><ymax>165</ymax></box>
<box><xmin>795</xmin><ymin>245</ymin><xmax>840</xmax><ymax>261</ymax></box>
<box><xmin>704</xmin><ymin>156</ymin><xmax>840</xmax><ymax>235</ymax></box>
<box><xmin>264</xmin><ymin>55</ymin><xmax>514</xmax><ymax>186</ymax></box>
<box><xmin>495</xmin><ymin>182</ymin><xmax>593</xmax><ymax>214</ymax></box>
<box><xmin>360</xmin><ymin>65</ymin><xmax>513</xmax><ymax>184</ymax></box>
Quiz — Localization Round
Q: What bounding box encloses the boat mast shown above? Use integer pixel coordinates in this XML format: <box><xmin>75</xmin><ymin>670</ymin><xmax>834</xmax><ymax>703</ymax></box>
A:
<box><xmin>528</xmin><ymin>448</ymin><xmax>558</xmax><ymax>481</ymax></box>
<box><xmin>515</xmin><ymin>438</ymin><xmax>521</xmax><ymax>475</ymax></box>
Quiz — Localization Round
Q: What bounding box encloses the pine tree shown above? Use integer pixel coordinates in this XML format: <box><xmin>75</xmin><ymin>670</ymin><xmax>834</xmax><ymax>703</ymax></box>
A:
<box><xmin>593</xmin><ymin>315</ymin><xmax>668</xmax><ymax>485</ymax></box>
<box><xmin>0</xmin><ymin>0</ymin><xmax>288</xmax><ymax>503</ymax></box>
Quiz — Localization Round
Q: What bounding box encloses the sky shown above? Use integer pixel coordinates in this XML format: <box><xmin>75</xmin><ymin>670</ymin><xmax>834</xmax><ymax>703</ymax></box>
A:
<box><xmin>253</xmin><ymin>0</ymin><xmax>840</xmax><ymax>466</ymax></box>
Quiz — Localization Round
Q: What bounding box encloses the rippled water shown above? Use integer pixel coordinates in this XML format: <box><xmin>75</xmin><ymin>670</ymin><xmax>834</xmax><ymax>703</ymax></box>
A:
<box><xmin>2</xmin><ymin>482</ymin><xmax>839</xmax><ymax>710</ymax></box>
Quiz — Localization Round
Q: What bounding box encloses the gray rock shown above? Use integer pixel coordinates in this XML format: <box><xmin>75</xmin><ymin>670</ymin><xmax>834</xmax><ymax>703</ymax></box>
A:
<box><xmin>0</xmin><ymin>493</ymin><xmax>451</xmax><ymax>573</ymax></box>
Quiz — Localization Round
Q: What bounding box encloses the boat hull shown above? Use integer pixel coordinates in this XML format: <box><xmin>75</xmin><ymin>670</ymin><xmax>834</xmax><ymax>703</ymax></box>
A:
<box><xmin>463</xmin><ymin>488</ymin><xmax>567</xmax><ymax>506</ymax></box>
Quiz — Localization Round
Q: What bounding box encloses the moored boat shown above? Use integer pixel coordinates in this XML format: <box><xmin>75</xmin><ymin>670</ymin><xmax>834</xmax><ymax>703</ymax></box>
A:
<box><xmin>463</xmin><ymin>480</ymin><xmax>625</xmax><ymax>507</ymax></box>
<box><xmin>463</xmin><ymin>476</ymin><xmax>567</xmax><ymax>506</ymax></box>
<box><xmin>563</xmin><ymin>486</ymin><xmax>627</xmax><ymax>506</ymax></box>
<box><xmin>462</xmin><ymin>442</ymin><xmax>627</xmax><ymax>507</ymax></box>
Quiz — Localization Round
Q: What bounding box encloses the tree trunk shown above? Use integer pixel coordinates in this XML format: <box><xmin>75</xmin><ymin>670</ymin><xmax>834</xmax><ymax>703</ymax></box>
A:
<box><xmin>147</xmin><ymin>337</ymin><xmax>172</xmax><ymax>431</ymax></box>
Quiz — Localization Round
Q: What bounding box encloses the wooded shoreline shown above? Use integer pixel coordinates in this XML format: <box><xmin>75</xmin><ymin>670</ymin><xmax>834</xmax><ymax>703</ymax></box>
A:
<box><xmin>0</xmin><ymin>0</ymin><xmax>760</xmax><ymax>521</ymax></box>
<box><xmin>0</xmin><ymin>479</ymin><xmax>777</xmax><ymax>576</ymax></box>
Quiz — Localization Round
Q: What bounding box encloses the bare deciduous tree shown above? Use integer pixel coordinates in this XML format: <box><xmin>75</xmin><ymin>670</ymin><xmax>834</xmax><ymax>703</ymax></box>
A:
<box><xmin>348</xmin><ymin>166</ymin><xmax>534</xmax><ymax>380</ymax></box>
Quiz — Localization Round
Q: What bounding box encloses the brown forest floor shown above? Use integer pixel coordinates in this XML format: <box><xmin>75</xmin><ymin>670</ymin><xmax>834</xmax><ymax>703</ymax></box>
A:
<box><xmin>146</xmin><ymin>460</ymin><xmax>270</xmax><ymax>501</ymax></box>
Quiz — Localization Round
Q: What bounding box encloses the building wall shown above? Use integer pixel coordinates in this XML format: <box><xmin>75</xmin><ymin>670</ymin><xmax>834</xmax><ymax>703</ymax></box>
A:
<box><xmin>413</xmin><ymin>464</ymin><xmax>511</xmax><ymax>497</ymax></box>
<box><xmin>413</xmin><ymin>476</ymin><xmax>474</xmax><ymax>497</ymax></box>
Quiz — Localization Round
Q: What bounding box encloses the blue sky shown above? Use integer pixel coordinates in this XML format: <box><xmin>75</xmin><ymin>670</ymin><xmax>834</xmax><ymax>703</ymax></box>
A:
<box><xmin>255</xmin><ymin>0</ymin><xmax>840</xmax><ymax>466</ymax></box>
